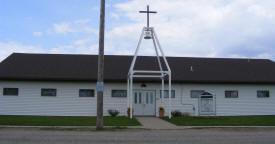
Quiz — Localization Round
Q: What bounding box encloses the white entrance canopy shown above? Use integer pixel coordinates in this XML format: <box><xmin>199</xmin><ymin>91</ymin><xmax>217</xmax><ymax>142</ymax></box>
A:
<box><xmin>127</xmin><ymin>5</ymin><xmax>172</xmax><ymax>119</ymax></box>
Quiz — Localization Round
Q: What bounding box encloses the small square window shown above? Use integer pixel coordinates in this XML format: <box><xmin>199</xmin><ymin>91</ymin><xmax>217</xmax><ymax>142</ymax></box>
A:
<box><xmin>190</xmin><ymin>90</ymin><xmax>204</xmax><ymax>98</ymax></box>
<box><xmin>225</xmin><ymin>90</ymin><xmax>238</xmax><ymax>98</ymax></box>
<box><xmin>112</xmin><ymin>90</ymin><xmax>127</xmax><ymax>97</ymax></box>
<box><xmin>160</xmin><ymin>90</ymin><xmax>175</xmax><ymax>98</ymax></box>
<box><xmin>41</xmin><ymin>89</ymin><xmax>56</xmax><ymax>96</ymax></box>
<box><xmin>3</xmin><ymin>88</ymin><xmax>18</xmax><ymax>96</ymax></box>
<box><xmin>79</xmin><ymin>89</ymin><xmax>94</xmax><ymax>97</ymax></box>
<box><xmin>257</xmin><ymin>90</ymin><xmax>269</xmax><ymax>98</ymax></box>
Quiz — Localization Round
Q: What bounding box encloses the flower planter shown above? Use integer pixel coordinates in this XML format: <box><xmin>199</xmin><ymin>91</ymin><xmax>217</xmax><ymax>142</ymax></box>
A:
<box><xmin>159</xmin><ymin>110</ymin><xmax>164</xmax><ymax>118</ymax></box>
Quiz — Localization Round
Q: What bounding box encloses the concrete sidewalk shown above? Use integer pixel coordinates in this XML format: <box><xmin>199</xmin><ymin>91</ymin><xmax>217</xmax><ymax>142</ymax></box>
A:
<box><xmin>136</xmin><ymin>117</ymin><xmax>179</xmax><ymax>130</ymax></box>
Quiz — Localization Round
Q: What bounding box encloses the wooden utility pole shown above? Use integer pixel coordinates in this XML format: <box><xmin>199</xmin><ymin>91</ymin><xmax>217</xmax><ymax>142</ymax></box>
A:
<box><xmin>96</xmin><ymin>0</ymin><xmax>105</xmax><ymax>130</ymax></box>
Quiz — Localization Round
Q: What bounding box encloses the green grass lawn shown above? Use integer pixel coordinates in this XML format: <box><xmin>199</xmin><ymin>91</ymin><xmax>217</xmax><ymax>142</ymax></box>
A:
<box><xmin>163</xmin><ymin>116</ymin><xmax>275</xmax><ymax>126</ymax></box>
<box><xmin>0</xmin><ymin>116</ymin><xmax>141</xmax><ymax>126</ymax></box>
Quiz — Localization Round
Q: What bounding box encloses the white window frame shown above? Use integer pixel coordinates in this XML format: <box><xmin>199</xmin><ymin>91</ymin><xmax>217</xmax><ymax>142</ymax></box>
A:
<box><xmin>257</xmin><ymin>90</ymin><xmax>270</xmax><ymax>98</ymax></box>
<box><xmin>160</xmin><ymin>90</ymin><xmax>175</xmax><ymax>98</ymax></box>
<box><xmin>79</xmin><ymin>89</ymin><xmax>95</xmax><ymax>97</ymax></box>
<box><xmin>3</xmin><ymin>88</ymin><xmax>19</xmax><ymax>96</ymax></box>
<box><xmin>112</xmin><ymin>90</ymin><xmax>127</xmax><ymax>98</ymax></box>
<box><xmin>225</xmin><ymin>90</ymin><xmax>239</xmax><ymax>98</ymax></box>
<box><xmin>41</xmin><ymin>88</ymin><xmax>57</xmax><ymax>97</ymax></box>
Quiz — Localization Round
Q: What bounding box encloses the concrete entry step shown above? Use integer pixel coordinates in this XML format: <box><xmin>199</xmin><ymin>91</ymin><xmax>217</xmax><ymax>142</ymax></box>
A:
<box><xmin>136</xmin><ymin>117</ymin><xmax>178</xmax><ymax>130</ymax></box>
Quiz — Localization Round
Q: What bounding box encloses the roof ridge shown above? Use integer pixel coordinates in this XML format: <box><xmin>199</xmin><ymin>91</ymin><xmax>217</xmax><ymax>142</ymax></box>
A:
<box><xmin>9</xmin><ymin>52</ymin><xmax>273</xmax><ymax>61</ymax></box>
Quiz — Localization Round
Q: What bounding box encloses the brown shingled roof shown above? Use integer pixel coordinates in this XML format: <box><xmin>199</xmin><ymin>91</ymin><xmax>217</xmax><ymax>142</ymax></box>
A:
<box><xmin>0</xmin><ymin>53</ymin><xmax>274</xmax><ymax>83</ymax></box>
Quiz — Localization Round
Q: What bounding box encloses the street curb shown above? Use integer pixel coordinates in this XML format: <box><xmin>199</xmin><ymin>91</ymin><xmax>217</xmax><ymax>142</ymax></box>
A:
<box><xmin>0</xmin><ymin>125</ymin><xmax>143</xmax><ymax>129</ymax></box>
<box><xmin>1</xmin><ymin>125</ymin><xmax>275</xmax><ymax>130</ymax></box>
<box><xmin>181</xmin><ymin>126</ymin><xmax>275</xmax><ymax>128</ymax></box>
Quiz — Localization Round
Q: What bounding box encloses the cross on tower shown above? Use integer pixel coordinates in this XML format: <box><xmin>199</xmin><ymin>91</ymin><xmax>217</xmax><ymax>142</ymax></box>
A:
<box><xmin>139</xmin><ymin>5</ymin><xmax>157</xmax><ymax>28</ymax></box>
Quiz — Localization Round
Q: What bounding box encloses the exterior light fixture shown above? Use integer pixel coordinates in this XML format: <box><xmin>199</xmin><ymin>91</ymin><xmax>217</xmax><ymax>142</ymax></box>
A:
<box><xmin>141</xmin><ymin>83</ymin><xmax>147</xmax><ymax>87</ymax></box>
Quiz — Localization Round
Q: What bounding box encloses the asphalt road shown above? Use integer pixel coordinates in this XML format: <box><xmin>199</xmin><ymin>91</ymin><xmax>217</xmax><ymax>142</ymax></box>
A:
<box><xmin>1</xmin><ymin>127</ymin><xmax>275</xmax><ymax>144</ymax></box>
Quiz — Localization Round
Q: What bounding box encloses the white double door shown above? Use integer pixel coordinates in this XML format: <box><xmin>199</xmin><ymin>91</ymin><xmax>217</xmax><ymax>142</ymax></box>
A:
<box><xmin>133</xmin><ymin>90</ymin><xmax>155</xmax><ymax>116</ymax></box>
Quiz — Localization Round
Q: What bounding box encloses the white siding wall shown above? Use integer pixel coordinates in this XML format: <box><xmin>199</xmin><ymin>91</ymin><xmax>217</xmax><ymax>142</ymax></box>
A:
<box><xmin>0</xmin><ymin>81</ymin><xmax>274</xmax><ymax>116</ymax></box>
<box><xmin>178</xmin><ymin>84</ymin><xmax>275</xmax><ymax>116</ymax></box>
<box><xmin>0</xmin><ymin>81</ymin><xmax>127</xmax><ymax>116</ymax></box>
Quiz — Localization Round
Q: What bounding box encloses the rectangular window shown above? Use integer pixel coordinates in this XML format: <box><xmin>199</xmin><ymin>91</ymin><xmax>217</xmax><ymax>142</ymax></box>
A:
<box><xmin>3</xmin><ymin>88</ymin><xmax>18</xmax><ymax>96</ymax></box>
<box><xmin>112</xmin><ymin>90</ymin><xmax>127</xmax><ymax>97</ymax></box>
<box><xmin>190</xmin><ymin>90</ymin><xmax>204</xmax><ymax>98</ymax></box>
<box><xmin>160</xmin><ymin>90</ymin><xmax>175</xmax><ymax>98</ymax></box>
<box><xmin>139</xmin><ymin>93</ymin><xmax>142</xmax><ymax>104</ymax></box>
<box><xmin>146</xmin><ymin>93</ymin><xmax>149</xmax><ymax>104</ymax></box>
<box><xmin>150</xmin><ymin>92</ymin><xmax>153</xmax><ymax>104</ymax></box>
<box><xmin>79</xmin><ymin>89</ymin><xmax>94</xmax><ymax>97</ymax></box>
<box><xmin>41</xmin><ymin>89</ymin><xmax>56</xmax><ymax>96</ymax></box>
<box><xmin>225</xmin><ymin>90</ymin><xmax>238</xmax><ymax>98</ymax></box>
<box><xmin>134</xmin><ymin>93</ymin><xmax>137</xmax><ymax>104</ymax></box>
<box><xmin>257</xmin><ymin>90</ymin><xmax>270</xmax><ymax>98</ymax></box>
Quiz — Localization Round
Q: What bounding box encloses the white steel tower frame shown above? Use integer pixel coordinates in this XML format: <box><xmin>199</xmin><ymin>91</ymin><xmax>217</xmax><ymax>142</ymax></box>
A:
<box><xmin>127</xmin><ymin>27</ymin><xmax>172</xmax><ymax>119</ymax></box>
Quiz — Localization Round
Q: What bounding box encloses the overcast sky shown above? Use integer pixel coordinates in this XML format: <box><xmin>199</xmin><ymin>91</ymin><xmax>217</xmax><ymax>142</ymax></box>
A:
<box><xmin>0</xmin><ymin>0</ymin><xmax>274</xmax><ymax>61</ymax></box>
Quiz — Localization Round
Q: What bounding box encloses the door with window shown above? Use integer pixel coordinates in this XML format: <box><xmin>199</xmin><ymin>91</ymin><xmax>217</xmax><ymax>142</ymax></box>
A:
<box><xmin>199</xmin><ymin>92</ymin><xmax>216</xmax><ymax>115</ymax></box>
<box><xmin>133</xmin><ymin>90</ymin><xmax>155</xmax><ymax>116</ymax></box>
